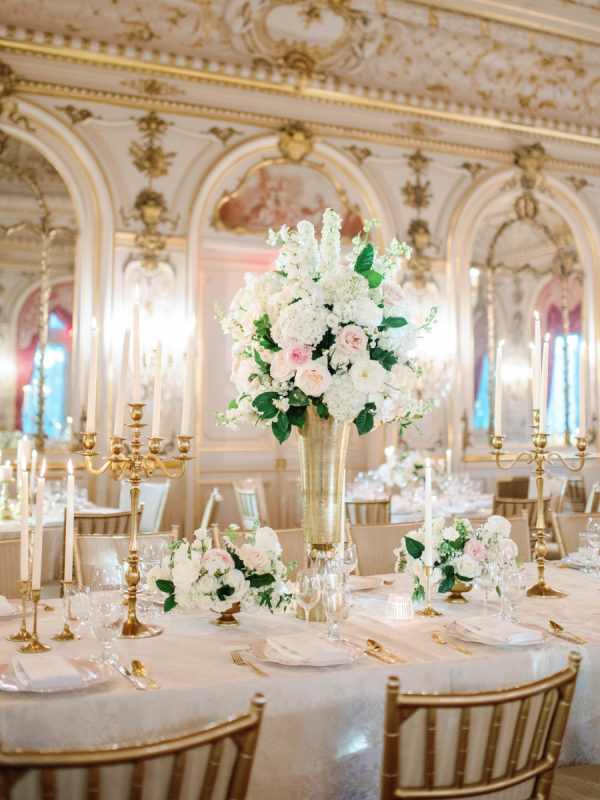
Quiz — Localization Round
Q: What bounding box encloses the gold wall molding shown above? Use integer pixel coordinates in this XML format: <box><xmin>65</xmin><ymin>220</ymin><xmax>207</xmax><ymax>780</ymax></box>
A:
<box><xmin>10</xmin><ymin>77</ymin><xmax>600</xmax><ymax>177</ymax></box>
<box><xmin>2</xmin><ymin>37</ymin><xmax>600</xmax><ymax>150</ymax></box>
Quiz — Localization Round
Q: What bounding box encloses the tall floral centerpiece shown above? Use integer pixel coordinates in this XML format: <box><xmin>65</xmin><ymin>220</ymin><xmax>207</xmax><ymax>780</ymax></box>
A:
<box><xmin>217</xmin><ymin>209</ymin><xmax>432</xmax><ymax>552</ymax></box>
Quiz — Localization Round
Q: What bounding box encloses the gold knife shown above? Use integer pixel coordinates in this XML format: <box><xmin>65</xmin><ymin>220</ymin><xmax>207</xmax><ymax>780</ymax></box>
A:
<box><xmin>365</xmin><ymin>649</ymin><xmax>396</xmax><ymax>664</ymax></box>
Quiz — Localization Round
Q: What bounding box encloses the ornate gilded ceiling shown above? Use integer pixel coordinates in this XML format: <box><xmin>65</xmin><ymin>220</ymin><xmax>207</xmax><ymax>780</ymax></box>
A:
<box><xmin>0</xmin><ymin>0</ymin><xmax>599</xmax><ymax>134</ymax></box>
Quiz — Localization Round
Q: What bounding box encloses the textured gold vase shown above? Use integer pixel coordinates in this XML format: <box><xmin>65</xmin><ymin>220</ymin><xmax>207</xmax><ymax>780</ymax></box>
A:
<box><xmin>211</xmin><ymin>601</ymin><xmax>241</xmax><ymax>627</ymax></box>
<box><xmin>445</xmin><ymin>580</ymin><xmax>473</xmax><ymax>604</ymax></box>
<box><xmin>298</xmin><ymin>405</ymin><xmax>351</xmax><ymax>547</ymax></box>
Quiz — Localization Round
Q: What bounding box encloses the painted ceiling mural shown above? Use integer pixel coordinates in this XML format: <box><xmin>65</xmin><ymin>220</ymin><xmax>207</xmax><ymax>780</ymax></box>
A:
<box><xmin>0</xmin><ymin>0</ymin><xmax>599</xmax><ymax>127</ymax></box>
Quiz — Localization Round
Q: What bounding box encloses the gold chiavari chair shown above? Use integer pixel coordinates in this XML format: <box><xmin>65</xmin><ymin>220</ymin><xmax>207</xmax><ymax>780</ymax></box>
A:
<box><xmin>0</xmin><ymin>693</ymin><xmax>265</xmax><ymax>800</ymax></box>
<box><xmin>460</xmin><ymin>513</ymin><xmax>532</xmax><ymax>562</ymax></box>
<box><xmin>0</xmin><ymin>539</ymin><xmax>21</xmax><ymax>598</ymax></box>
<box><xmin>551</xmin><ymin>511</ymin><xmax>600</xmax><ymax>558</ymax></box>
<box><xmin>232</xmin><ymin>478</ymin><xmax>269</xmax><ymax>529</ymax></box>
<box><xmin>74</xmin><ymin>532</ymin><xmax>175</xmax><ymax>587</ymax></box>
<box><xmin>565</xmin><ymin>478</ymin><xmax>586</xmax><ymax>512</ymax></box>
<box><xmin>584</xmin><ymin>481</ymin><xmax>600</xmax><ymax>514</ymax></box>
<box><xmin>346</xmin><ymin>498</ymin><xmax>391</xmax><ymax>525</ymax></box>
<box><xmin>492</xmin><ymin>496</ymin><xmax>551</xmax><ymax>532</ymax></box>
<box><xmin>495</xmin><ymin>475</ymin><xmax>530</xmax><ymax>499</ymax></box>
<box><xmin>347</xmin><ymin>522</ymin><xmax>419</xmax><ymax>575</ymax></box>
<box><xmin>380</xmin><ymin>653</ymin><xmax>581</xmax><ymax>800</ymax></box>
<box><xmin>200</xmin><ymin>487</ymin><xmax>222</xmax><ymax>530</ymax></box>
<box><xmin>73</xmin><ymin>510</ymin><xmax>137</xmax><ymax>537</ymax></box>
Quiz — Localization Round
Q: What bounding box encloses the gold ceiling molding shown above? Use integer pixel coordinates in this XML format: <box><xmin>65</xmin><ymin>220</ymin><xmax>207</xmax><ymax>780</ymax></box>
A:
<box><xmin>2</xmin><ymin>37</ymin><xmax>600</xmax><ymax>149</ymax></box>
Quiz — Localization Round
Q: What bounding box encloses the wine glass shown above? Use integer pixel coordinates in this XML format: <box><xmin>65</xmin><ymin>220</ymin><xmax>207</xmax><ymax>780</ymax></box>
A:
<box><xmin>321</xmin><ymin>583</ymin><xmax>351</xmax><ymax>641</ymax></box>
<box><xmin>90</xmin><ymin>590</ymin><xmax>123</xmax><ymax>665</ymax></box>
<box><xmin>499</xmin><ymin>568</ymin><xmax>526</xmax><ymax>623</ymax></box>
<box><xmin>91</xmin><ymin>565</ymin><xmax>124</xmax><ymax>594</ymax></box>
<box><xmin>578</xmin><ymin>532</ymin><xmax>595</xmax><ymax>573</ymax></box>
<box><xmin>474</xmin><ymin>563</ymin><xmax>496</xmax><ymax>616</ymax></box>
<box><xmin>295</xmin><ymin>569</ymin><xmax>321</xmax><ymax>624</ymax></box>
<box><xmin>341</xmin><ymin>543</ymin><xmax>358</xmax><ymax>580</ymax></box>
<box><xmin>63</xmin><ymin>585</ymin><xmax>90</xmax><ymax>655</ymax></box>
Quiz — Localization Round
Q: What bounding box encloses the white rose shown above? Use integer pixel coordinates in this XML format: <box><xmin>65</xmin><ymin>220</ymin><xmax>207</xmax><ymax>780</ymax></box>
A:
<box><xmin>270</xmin><ymin>352</ymin><xmax>295</xmax><ymax>382</ymax></box>
<box><xmin>223</xmin><ymin>569</ymin><xmax>249</xmax><ymax>603</ymax></box>
<box><xmin>240</xmin><ymin>544</ymin><xmax>271</xmax><ymax>573</ymax></box>
<box><xmin>295</xmin><ymin>361</ymin><xmax>333</xmax><ymax>397</ymax></box>
<box><xmin>486</xmin><ymin>515</ymin><xmax>511</xmax><ymax>539</ymax></box>
<box><xmin>146</xmin><ymin>564</ymin><xmax>167</xmax><ymax>588</ymax></box>
<box><xmin>382</xmin><ymin>280</ymin><xmax>406</xmax><ymax>307</ymax></box>
<box><xmin>352</xmin><ymin>298</ymin><xmax>383</xmax><ymax>328</ymax></box>
<box><xmin>379</xmin><ymin>396</ymin><xmax>401</xmax><ymax>423</ymax></box>
<box><xmin>254</xmin><ymin>526</ymin><xmax>282</xmax><ymax>555</ymax></box>
<box><xmin>172</xmin><ymin>560</ymin><xmax>200</xmax><ymax>588</ymax></box>
<box><xmin>390</xmin><ymin>363</ymin><xmax>417</xmax><ymax>391</ymax></box>
<box><xmin>197</xmin><ymin>574</ymin><xmax>217</xmax><ymax>594</ymax></box>
<box><xmin>350</xmin><ymin>358</ymin><xmax>387</xmax><ymax>393</ymax></box>
<box><xmin>173</xmin><ymin>543</ymin><xmax>190</xmax><ymax>564</ymax></box>
<box><xmin>454</xmin><ymin>555</ymin><xmax>478</xmax><ymax>580</ymax></box>
<box><xmin>336</xmin><ymin>325</ymin><xmax>368</xmax><ymax>359</ymax></box>
<box><xmin>443</xmin><ymin>526</ymin><xmax>460</xmax><ymax>542</ymax></box>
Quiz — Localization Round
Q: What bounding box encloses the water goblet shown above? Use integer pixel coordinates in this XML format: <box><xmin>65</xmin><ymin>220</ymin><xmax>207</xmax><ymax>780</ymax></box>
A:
<box><xmin>499</xmin><ymin>568</ymin><xmax>526</xmax><ymax>623</ymax></box>
<box><xmin>474</xmin><ymin>563</ymin><xmax>496</xmax><ymax>616</ymax></box>
<box><xmin>341</xmin><ymin>543</ymin><xmax>358</xmax><ymax>579</ymax></box>
<box><xmin>63</xmin><ymin>585</ymin><xmax>91</xmax><ymax>655</ymax></box>
<box><xmin>90</xmin><ymin>590</ymin><xmax>123</xmax><ymax>665</ymax></box>
<box><xmin>295</xmin><ymin>569</ymin><xmax>321</xmax><ymax>624</ymax></box>
<box><xmin>91</xmin><ymin>564</ymin><xmax>124</xmax><ymax>594</ymax></box>
<box><xmin>321</xmin><ymin>583</ymin><xmax>351</xmax><ymax>641</ymax></box>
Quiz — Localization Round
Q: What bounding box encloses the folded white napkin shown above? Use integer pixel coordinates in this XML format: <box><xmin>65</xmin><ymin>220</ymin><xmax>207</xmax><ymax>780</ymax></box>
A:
<box><xmin>450</xmin><ymin>616</ymin><xmax>544</xmax><ymax>646</ymax></box>
<box><xmin>12</xmin><ymin>655</ymin><xmax>86</xmax><ymax>690</ymax></box>
<box><xmin>348</xmin><ymin>575</ymin><xmax>385</xmax><ymax>591</ymax></box>
<box><xmin>265</xmin><ymin>633</ymin><xmax>349</xmax><ymax>666</ymax></box>
<box><xmin>0</xmin><ymin>595</ymin><xmax>15</xmax><ymax>613</ymax></box>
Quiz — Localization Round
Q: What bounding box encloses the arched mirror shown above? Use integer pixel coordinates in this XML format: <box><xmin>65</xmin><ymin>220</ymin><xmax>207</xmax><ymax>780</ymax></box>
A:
<box><xmin>0</xmin><ymin>132</ymin><xmax>77</xmax><ymax>452</ymax></box>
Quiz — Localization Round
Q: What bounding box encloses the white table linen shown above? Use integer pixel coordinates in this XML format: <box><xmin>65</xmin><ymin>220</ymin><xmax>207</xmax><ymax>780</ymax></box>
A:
<box><xmin>0</xmin><ymin>563</ymin><xmax>597</xmax><ymax>800</ymax></box>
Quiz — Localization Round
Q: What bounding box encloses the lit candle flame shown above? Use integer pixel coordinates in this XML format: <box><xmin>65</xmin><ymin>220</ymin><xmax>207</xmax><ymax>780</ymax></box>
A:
<box><xmin>40</xmin><ymin>459</ymin><xmax>46</xmax><ymax>478</ymax></box>
<box><xmin>67</xmin><ymin>459</ymin><xmax>73</xmax><ymax>476</ymax></box>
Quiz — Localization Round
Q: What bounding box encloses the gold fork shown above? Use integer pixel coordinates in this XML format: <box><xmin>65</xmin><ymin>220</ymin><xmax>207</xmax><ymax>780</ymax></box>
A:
<box><xmin>431</xmin><ymin>631</ymin><xmax>472</xmax><ymax>655</ymax></box>
<box><xmin>230</xmin><ymin>650</ymin><xmax>268</xmax><ymax>678</ymax></box>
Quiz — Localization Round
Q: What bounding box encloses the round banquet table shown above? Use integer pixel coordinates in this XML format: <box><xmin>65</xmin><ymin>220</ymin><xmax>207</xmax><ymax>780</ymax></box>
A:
<box><xmin>0</xmin><ymin>563</ymin><xmax>597</xmax><ymax>800</ymax></box>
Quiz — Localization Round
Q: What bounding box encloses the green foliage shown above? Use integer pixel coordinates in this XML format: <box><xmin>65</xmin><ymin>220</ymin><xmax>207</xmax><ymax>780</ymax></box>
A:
<box><xmin>370</xmin><ymin>346</ymin><xmax>398</xmax><ymax>370</ymax></box>
<box><xmin>316</xmin><ymin>402</ymin><xmax>329</xmax><ymax>419</ymax></box>
<box><xmin>164</xmin><ymin>594</ymin><xmax>176</xmax><ymax>612</ymax></box>
<box><xmin>248</xmin><ymin>572</ymin><xmax>276</xmax><ymax>589</ymax></box>
<box><xmin>253</xmin><ymin>314</ymin><xmax>280</xmax><ymax>351</ymax></box>
<box><xmin>272</xmin><ymin>412</ymin><xmax>291</xmax><ymax>444</ymax></box>
<box><xmin>354</xmin><ymin>243</ymin><xmax>374</xmax><ymax>273</ymax></box>
<box><xmin>156</xmin><ymin>579</ymin><xmax>174</xmax><ymax>595</ymax></box>
<box><xmin>379</xmin><ymin>316</ymin><xmax>408</xmax><ymax>330</ymax></box>
<box><xmin>228</xmin><ymin>398</ymin><xmax>238</xmax><ymax>410</ymax></box>
<box><xmin>438</xmin><ymin>569</ymin><xmax>456</xmax><ymax>595</ymax></box>
<box><xmin>287</xmin><ymin>406</ymin><xmax>307</xmax><ymax>429</ymax></box>
<box><xmin>412</xmin><ymin>580</ymin><xmax>425</xmax><ymax>603</ymax></box>
<box><xmin>216</xmin><ymin>584</ymin><xmax>235</xmax><ymax>602</ymax></box>
<box><xmin>354</xmin><ymin>403</ymin><xmax>376</xmax><ymax>435</ymax></box>
<box><xmin>312</xmin><ymin>329</ymin><xmax>335</xmax><ymax>359</ymax></box>
<box><xmin>288</xmin><ymin>388</ymin><xmax>309</xmax><ymax>406</ymax></box>
<box><xmin>404</xmin><ymin>536</ymin><xmax>425</xmax><ymax>560</ymax></box>
<box><xmin>252</xmin><ymin>392</ymin><xmax>280</xmax><ymax>420</ymax></box>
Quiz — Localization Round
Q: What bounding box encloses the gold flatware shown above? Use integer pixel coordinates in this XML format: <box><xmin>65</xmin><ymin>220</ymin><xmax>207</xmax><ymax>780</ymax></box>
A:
<box><xmin>116</xmin><ymin>664</ymin><xmax>146</xmax><ymax>690</ymax></box>
<box><xmin>383</xmin><ymin>579</ymin><xmax>395</xmax><ymax>586</ymax></box>
<box><xmin>130</xmin><ymin>660</ymin><xmax>161</xmax><ymax>689</ymax></box>
<box><xmin>366</xmin><ymin>638</ymin><xmax>406</xmax><ymax>663</ymax></box>
<box><xmin>548</xmin><ymin>620</ymin><xmax>587</xmax><ymax>644</ymax></box>
<box><xmin>230</xmin><ymin>650</ymin><xmax>268</xmax><ymax>678</ymax></box>
<box><xmin>431</xmin><ymin>631</ymin><xmax>472</xmax><ymax>655</ymax></box>
<box><xmin>365</xmin><ymin>648</ymin><xmax>396</xmax><ymax>664</ymax></box>
<box><xmin>43</xmin><ymin>605</ymin><xmax>54</xmax><ymax>611</ymax></box>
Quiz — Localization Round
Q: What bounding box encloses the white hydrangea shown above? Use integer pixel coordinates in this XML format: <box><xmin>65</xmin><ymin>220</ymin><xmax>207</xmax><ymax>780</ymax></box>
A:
<box><xmin>377</xmin><ymin>321</ymin><xmax>418</xmax><ymax>357</ymax></box>
<box><xmin>271</xmin><ymin>298</ymin><xmax>329</xmax><ymax>349</ymax></box>
<box><xmin>322</xmin><ymin>373</ymin><xmax>366</xmax><ymax>422</ymax></box>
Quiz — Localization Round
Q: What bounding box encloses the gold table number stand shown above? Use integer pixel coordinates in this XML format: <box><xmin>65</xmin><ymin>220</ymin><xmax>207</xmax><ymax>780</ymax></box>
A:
<box><xmin>491</xmin><ymin>410</ymin><xmax>588</xmax><ymax>599</ymax></box>
<box><xmin>82</xmin><ymin>403</ymin><xmax>191</xmax><ymax>638</ymax></box>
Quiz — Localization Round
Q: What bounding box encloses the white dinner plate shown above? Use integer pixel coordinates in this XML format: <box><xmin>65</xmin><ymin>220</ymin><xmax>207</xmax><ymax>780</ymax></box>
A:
<box><xmin>443</xmin><ymin>621</ymin><xmax>550</xmax><ymax>648</ymax></box>
<box><xmin>0</xmin><ymin>659</ymin><xmax>110</xmax><ymax>694</ymax></box>
<box><xmin>0</xmin><ymin>602</ymin><xmax>24</xmax><ymax>621</ymax></box>
<box><xmin>250</xmin><ymin>640</ymin><xmax>363</xmax><ymax>667</ymax></box>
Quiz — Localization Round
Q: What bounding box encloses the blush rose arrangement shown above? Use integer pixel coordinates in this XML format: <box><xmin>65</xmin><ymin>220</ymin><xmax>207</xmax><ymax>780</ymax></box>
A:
<box><xmin>215</xmin><ymin>208</ymin><xmax>434</xmax><ymax>443</ymax></box>
<box><xmin>394</xmin><ymin>515</ymin><xmax>516</xmax><ymax>602</ymax></box>
<box><xmin>151</xmin><ymin>525</ymin><xmax>294</xmax><ymax>615</ymax></box>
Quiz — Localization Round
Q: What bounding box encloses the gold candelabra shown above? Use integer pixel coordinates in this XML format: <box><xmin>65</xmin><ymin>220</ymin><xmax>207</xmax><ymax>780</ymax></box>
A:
<box><xmin>82</xmin><ymin>403</ymin><xmax>191</xmax><ymax>639</ymax></box>
<box><xmin>416</xmin><ymin>565</ymin><xmax>442</xmax><ymax>617</ymax></box>
<box><xmin>8</xmin><ymin>580</ymin><xmax>31</xmax><ymax>642</ymax></box>
<box><xmin>491</xmin><ymin>410</ymin><xmax>588</xmax><ymax>599</ymax></box>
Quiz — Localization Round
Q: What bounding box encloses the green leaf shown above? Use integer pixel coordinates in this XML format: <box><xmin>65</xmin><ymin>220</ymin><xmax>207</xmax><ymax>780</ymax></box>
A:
<box><xmin>364</xmin><ymin>269</ymin><xmax>383</xmax><ymax>289</ymax></box>
<box><xmin>216</xmin><ymin>584</ymin><xmax>235</xmax><ymax>601</ymax></box>
<box><xmin>439</xmin><ymin>573</ymin><xmax>456</xmax><ymax>594</ymax></box>
<box><xmin>404</xmin><ymin>536</ymin><xmax>425</xmax><ymax>560</ymax></box>
<box><xmin>287</xmin><ymin>406</ymin><xmax>306</xmax><ymax>428</ymax></box>
<box><xmin>496</xmin><ymin>584</ymin><xmax>502</xmax><ymax>597</ymax></box>
<box><xmin>370</xmin><ymin>346</ymin><xmax>398</xmax><ymax>370</ymax></box>
<box><xmin>455</xmin><ymin>574</ymin><xmax>472</xmax><ymax>584</ymax></box>
<box><xmin>288</xmin><ymin>387</ymin><xmax>309</xmax><ymax>406</ymax></box>
<box><xmin>379</xmin><ymin>316</ymin><xmax>408</xmax><ymax>330</ymax></box>
<box><xmin>354</xmin><ymin>243</ymin><xmax>374</xmax><ymax>274</ymax></box>
<box><xmin>164</xmin><ymin>594</ymin><xmax>176</xmax><ymax>613</ymax></box>
<box><xmin>252</xmin><ymin>391</ymin><xmax>279</xmax><ymax>420</ymax></box>
<box><xmin>312</xmin><ymin>329</ymin><xmax>335</xmax><ymax>359</ymax></box>
<box><xmin>253</xmin><ymin>349</ymin><xmax>268</xmax><ymax>370</ymax></box>
<box><xmin>249</xmin><ymin>572</ymin><xmax>276</xmax><ymax>588</ymax></box>
<box><xmin>412</xmin><ymin>582</ymin><xmax>425</xmax><ymax>603</ymax></box>
<box><xmin>316</xmin><ymin>402</ymin><xmax>329</xmax><ymax>419</ymax></box>
<box><xmin>156</xmin><ymin>579</ymin><xmax>174</xmax><ymax>595</ymax></box>
<box><xmin>272</xmin><ymin>412</ymin><xmax>291</xmax><ymax>444</ymax></box>
<box><xmin>228</xmin><ymin>399</ymin><xmax>238</xmax><ymax>410</ymax></box>
<box><xmin>354</xmin><ymin>407</ymin><xmax>374</xmax><ymax>435</ymax></box>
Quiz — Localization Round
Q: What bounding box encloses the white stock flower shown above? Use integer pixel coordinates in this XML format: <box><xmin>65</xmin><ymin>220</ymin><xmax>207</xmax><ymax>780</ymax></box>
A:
<box><xmin>319</xmin><ymin>208</ymin><xmax>341</xmax><ymax>272</ymax></box>
<box><xmin>350</xmin><ymin>358</ymin><xmax>387</xmax><ymax>393</ymax></box>
<box><xmin>322</xmin><ymin>373</ymin><xmax>366</xmax><ymax>422</ymax></box>
<box><xmin>295</xmin><ymin>361</ymin><xmax>332</xmax><ymax>397</ymax></box>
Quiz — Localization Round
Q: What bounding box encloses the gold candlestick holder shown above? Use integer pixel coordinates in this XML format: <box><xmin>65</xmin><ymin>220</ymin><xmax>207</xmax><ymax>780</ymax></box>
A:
<box><xmin>416</xmin><ymin>565</ymin><xmax>442</xmax><ymax>617</ymax></box>
<box><xmin>8</xmin><ymin>580</ymin><xmax>31</xmax><ymax>642</ymax></box>
<box><xmin>491</xmin><ymin>411</ymin><xmax>588</xmax><ymax>599</ymax></box>
<box><xmin>0</xmin><ymin>478</ymin><xmax>15</xmax><ymax>521</ymax></box>
<box><xmin>19</xmin><ymin>588</ymin><xmax>50</xmax><ymax>653</ymax></box>
<box><xmin>82</xmin><ymin>404</ymin><xmax>191</xmax><ymax>639</ymax></box>
<box><xmin>51</xmin><ymin>581</ymin><xmax>75</xmax><ymax>641</ymax></box>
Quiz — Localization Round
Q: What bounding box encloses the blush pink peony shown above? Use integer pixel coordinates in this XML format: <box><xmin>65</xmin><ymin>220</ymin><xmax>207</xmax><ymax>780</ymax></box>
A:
<box><xmin>464</xmin><ymin>538</ymin><xmax>487</xmax><ymax>562</ymax></box>
<box><xmin>295</xmin><ymin>361</ymin><xmax>333</xmax><ymax>397</ymax></box>
<box><xmin>283</xmin><ymin>345</ymin><xmax>312</xmax><ymax>368</ymax></box>
<box><xmin>336</xmin><ymin>324</ymin><xmax>368</xmax><ymax>358</ymax></box>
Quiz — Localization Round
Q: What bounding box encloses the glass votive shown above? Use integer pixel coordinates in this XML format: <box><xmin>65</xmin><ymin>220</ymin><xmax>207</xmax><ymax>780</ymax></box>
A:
<box><xmin>386</xmin><ymin>592</ymin><xmax>414</xmax><ymax>621</ymax></box>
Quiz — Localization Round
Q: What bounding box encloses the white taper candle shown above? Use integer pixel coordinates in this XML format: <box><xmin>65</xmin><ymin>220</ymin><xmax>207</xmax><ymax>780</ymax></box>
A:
<box><xmin>534</xmin><ymin>311</ymin><xmax>541</xmax><ymax>410</ymax></box>
<box><xmin>151</xmin><ymin>341</ymin><xmax>162</xmax><ymax>439</ymax></box>
<box><xmin>180</xmin><ymin>333</ymin><xmax>194</xmax><ymax>434</ymax></box>
<box><xmin>539</xmin><ymin>334</ymin><xmax>550</xmax><ymax>433</ymax></box>
<box><xmin>579</xmin><ymin>341</ymin><xmax>587</xmax><ymax>438</ymax></box>
<box><xmin>113</xmin><ymin>328</ymin><xmax>131</xmax><ymax>438</ymax></box>
<box><xmin>19</xmin><ymin>458</ymin><xmax>28</xmax><ymax>582</ymax></box>
<box><xmin>132</xmin><ymin>294</ymin><xmax>141</xmax><ymax>404</ymax></box>
<box><xmin>424</xmin><ymin>458</ymin><xmax>433</xmax><ymax>567</ymax></box>
<box><xmin>28</xmin><ymin>449</ymin><xmax>37</xmax><ymax>503</ymax></box>
<box><xmin>64</xmin><ymin>460</ymin><xmax>75</xmax><ymax>584</ymax></box>
<box><xmin>494</xmin><ymin>340</ymin><xmax>504</xmax><ymax>437</ymax></box>
<box><xmin>31</xmin><ymin>459</ymin><xmax>46</xmax><ymax>591</ymax></box>
<box><xmin>86</xmin><ymin>318</ymin><xmax>98</xmax><ymax>433</ymax></box>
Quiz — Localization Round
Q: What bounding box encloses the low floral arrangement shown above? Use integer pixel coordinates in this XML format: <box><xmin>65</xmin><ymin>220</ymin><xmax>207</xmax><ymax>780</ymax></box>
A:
<box><xmin>377</xmin><ymin>449</ymin><xmax>446</xmax><ymax>489</ymax></box>
<box><xmin>394</xmin><ymin>515</ymin><xmax>516</xmax><ymax>602</ymax></box>
<box><xmin>215</xmin><ymin>208</ymin><xmax>433</xmax><ymax>443</ymax></box>
<box><xmin>151</xmin><ymin>525</ymin><xmax>294</xmax><ymax>614</ymax></box>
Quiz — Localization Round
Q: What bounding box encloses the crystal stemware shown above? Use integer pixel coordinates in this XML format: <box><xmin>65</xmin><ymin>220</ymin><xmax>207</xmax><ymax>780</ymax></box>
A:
<box><xmin>474</xmin><ymin>563</ymin><xmax>496</xmax><ymax>616</ymax></box>
<box><xmin>90</xmin><ymin>590</ymin><xmax>123</xmax><ymax>665</ymax></box>
<box><xmin>499</xmin><ymin>568</ymin><xmax>526</xmax><ymax>623</ymax></box>
<box><xmin>295</xmin><ymin>568</ymin><xmax>321</xmax><ymax>624</ymax></box>
<box><xmin>63</xmin><ymin>585</ymin><xmax>90</xmax><ymax>654</ymax></box>
<box><xmin>321</xmin><ymin>583</ymin><xmax>351</xmax><ymax>641</ymax></box>
<box><xmin>341</xmin><ymin>543</ymin><xmax>358</xmax><ymax>579</ymax></box>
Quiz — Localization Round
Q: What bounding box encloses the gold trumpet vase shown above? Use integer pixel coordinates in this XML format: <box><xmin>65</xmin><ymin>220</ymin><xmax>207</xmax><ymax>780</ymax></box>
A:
<box><xmin>297</xmin><ymin>405</ymin><xmax>350</xmax><ymax>621</ymax></box>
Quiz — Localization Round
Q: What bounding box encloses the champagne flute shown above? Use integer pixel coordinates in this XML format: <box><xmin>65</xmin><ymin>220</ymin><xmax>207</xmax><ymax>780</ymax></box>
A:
<box><xmin>295</xmin><ymin>569</ymin><xmax>321</xmax><ymax>624</ymax></box>
<box><xmin>341</xmin><ymin>543</ymin><xmax>358</xmax><ymax>579</ymax></box>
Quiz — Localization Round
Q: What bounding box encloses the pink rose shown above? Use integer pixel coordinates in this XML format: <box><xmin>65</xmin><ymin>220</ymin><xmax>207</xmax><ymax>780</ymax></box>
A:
<box><xmin>283</xmin><ymin>345</ymin><xmax>312</xmax><ymax>369</ymax></box>
<box><xmin>464</xmin><ymin>538</ymin><xmax>487</xmax><ymax>562</ymax></box>
<box><xmin>231</xmin><ymin>358</ymin><xmax>259</xmax><ymax>393</ymax></box>
<box><xmin>202</xmin><ymin>548</ymin><xmax>235</xmax><ymax>575</ymax></box>
<box><xmin>295</xmin><ymin>361</ymin><xmax>332</xmax><ymax>397</ymax></box>
<box><xmin>336</xmin><ymin>325</ymin><xmax>368</xmax><ymax>358</ymax></box>
<box><xmin>382</xmin><ymin>280</ymin><xmax>406</xmax><ymax>307</ymax></box>
<box><xmin>239</xmin><ymin>544</ymin><xmax>271</xmax><ymax>573</ymax></box>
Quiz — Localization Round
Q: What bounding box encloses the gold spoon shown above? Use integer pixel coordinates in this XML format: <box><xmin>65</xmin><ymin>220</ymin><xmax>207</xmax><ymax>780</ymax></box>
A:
<box><xmin>548</xmin><ymin>620</ymin><xmax>587</xmax><ymax>644</ymax></box>
<box><xmin>130</xmin><ymin>660</ymin><xmax>161</xmax><ymax>689</ymax></box>
<box><xmin>366</xmin><ymin>639</ymin><xmax>406</xmax><ymax>663</ymax></box>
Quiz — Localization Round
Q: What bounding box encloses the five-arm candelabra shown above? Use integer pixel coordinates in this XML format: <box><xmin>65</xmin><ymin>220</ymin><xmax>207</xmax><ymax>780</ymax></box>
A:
<box><xmin>491</xmin><ymin>410</ymin><xmax>588</xmax><ymax>599</ymax></box>
<box><xmin>82</xmin><ymin>403</ymin><xmax>191</xmax><ymax>638</ymax></box>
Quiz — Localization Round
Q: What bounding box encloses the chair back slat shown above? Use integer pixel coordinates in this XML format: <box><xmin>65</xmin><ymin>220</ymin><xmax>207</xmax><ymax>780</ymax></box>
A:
<box><xmin>565</xmin><ymin>478</ymin><xmax>586</xmax><ymax>511</ymax></box>
<box><xmin>86</xmin><ymin>765</ymin><xmax>100</xmax><ymax>800</ymax></box>
<box><xmin>348</xmin><ymin>522</ymin><xmax>419</xmax><ymax>576</ymax></box>
<box><xmin>130</xmin><ymin>760</ymin><xmax>144</xmax><ymax>800</ymax></box>
<box><xmin>454</xmin><ymin>707</ymin><xmax>470</xmax><ymax>787</ymax></box>
<box><xmin>0</xmin><ymin>539</ymin><xmax>21</xmax><ymax>598</ymax></box>
<box><xmin>585</xmin><ymin>482</ymin><xmax>600</xmax><ymax>513</ymax></box>
<box><xmin>492</xmin><ymin>496</ymin><xmax>550</xmax><ymax>531</ymax></box>
<box><xmin>233</xmin><ymin>479</ymin><xmax>269</xmax><ymax>529</ymax></box>
<box><xmin>346</xmin><ymin>499</ymin><xmax>390</xmax><ymax>525</ymax></box>
<box><xmin>200</xmin><ymin>488</ymin><xmax>222</xmax><ymax>530</ymax></box>
<box><xmin>200</xmin><ymin>739</ymin><xmax>224</xmax><ymax>800</ymax></box>
<box><xmin>40</xmin><ymin>769</ymin><xmax>55</xmax><ymax>800</ymax></box>
<box><xmin>381</xmin><ymin>653</ymin><xmax>581</xmax><ymax>800</ymax></box>
<box><xmin>551</xmin><ymin>511</ymin><xmax>600</xmax><ymax>557</ymax></box>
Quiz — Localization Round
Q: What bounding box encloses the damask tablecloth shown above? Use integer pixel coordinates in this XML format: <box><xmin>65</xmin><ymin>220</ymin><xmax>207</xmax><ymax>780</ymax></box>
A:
<box><xmin>0</xmin><ymin>563</ymin><xmax>597</xmax><ymax>800</ymax></box>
